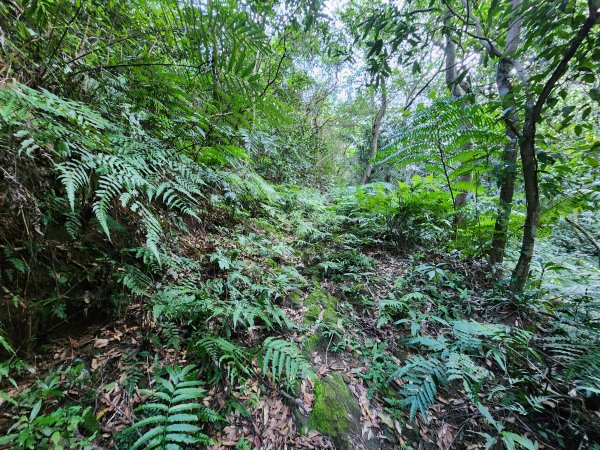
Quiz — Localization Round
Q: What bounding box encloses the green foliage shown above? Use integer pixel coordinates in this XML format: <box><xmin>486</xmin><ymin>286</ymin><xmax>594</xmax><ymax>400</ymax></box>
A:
<box><xmin>1</xmin><ymin>84</ymin><xmax>213</xmax><ymax>262</ymax></box>
<box><xmin>377</xmin><ymin>97</ymin><xmax>504</xmax><ymax>206</ymax></box>
<box><xmin>392</xmin><ymin>355</ymin><xmax>446</xmax><ymax>421</ymax></box>
<box><xmin>194</xmin><ymin>336</ymin><xmax>252</xmax><ymax>385</ymax></box>
<box><xmin>389</xmin><ymin>317</ymin><xmax>532</xmax><ymax>421</ymax></box>
<box><xmin>1</xmin><ymin>0</ymin><xmax>599</xmax><ymax>448</ymax></box>
<box><xmin>0</xmin><ymin>403</ymin><xmax>97</xmax><ymax>450</ymax></box>
<box><xmin>126</xmin><ymin>365</ymin><xmax>220</xmax><ymax>450</ymax></box>
<box><xmin>0</xmin><ymin>364</ymin><xmax>98</xmax><ymax>450</ymax></box>
<box><xmin>542</xmin><ymin>333</ymin><xmax>600</xmax><ymax>395</ymax></box>
<box><xmin>337</xmin><ymin>178</ymin><xmax>454</xmax><ymax>249</ymax></box>
<box><xmin>260</xmin><ymin>337</ymin><xmax>314</xmax><ymax>384</ymax></box>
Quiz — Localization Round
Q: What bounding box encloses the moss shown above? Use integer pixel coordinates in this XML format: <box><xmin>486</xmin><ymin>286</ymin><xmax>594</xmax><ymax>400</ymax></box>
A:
<box><xmin>302</xmin><ymin>287</ymin><xmax>342</xmax><ymax>356</ymax></box>
<box><xmin>290</xmin><ymin>292</ymin><xmax>302</xmax><ymax>305</ymax></box>
<box><xmin>304</xmin><ymin>303</ymin><xmax>322</xmax><ymax>323</ymax></box>
<box><xmin>302</xmin><ymin>333</ymin><xmax>320</xmax><ymax>357</ymax></box>
<box><xmin>303</xmin><ymin>287</ymin><xmax>339</xmax><ymax>326</ymax></box>
<box><xmin>308</xmin><ymin>373</ymin><xmax>360</xmax><ymax>450</ymax></box>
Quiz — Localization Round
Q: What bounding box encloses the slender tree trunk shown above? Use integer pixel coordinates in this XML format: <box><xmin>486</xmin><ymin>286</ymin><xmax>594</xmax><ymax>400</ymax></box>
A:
<box><xmin>360</xmin><ymin>79</ymin><xmax>387</xmax><ymax>184</ymax></box>
<box><xmin>489</xmin><ymin>0</ymin><xmax>523</xmax><ymax>266</ymax></box>
<box><xmin>443</xmin><ymin>14</ymin><xmax>471</xmax><ymax>223</ymax></box>
<box><xmin>511</xmin><ymin>123</ymin><xmax>539</xmax><ymax>292</ymax></box>
<box><xmin>511</xmin><ymin>2</ymin><xmax>598</xmax><ymax>292</ymax></box>
<box><xmin>488</xmin><ymin>125</ymin><xmax>518</xmax><ymax>265</ymax></box>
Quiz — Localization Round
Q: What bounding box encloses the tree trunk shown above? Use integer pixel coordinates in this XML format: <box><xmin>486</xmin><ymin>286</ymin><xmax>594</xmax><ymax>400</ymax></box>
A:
<box><xmin>510</xmin><ymin>124</ymin><xmax>539</xmax><ymax>292</ymax></box>
<box><xmin>511</xmin><ymin>2</ymin><xmax>598</xmax><ymax>292</ymax></box>
<box><xmin>489</xmin><ymin>0</ymin><xmax>523</xmax><ymax>266</ymax></box>
<box><xmin>443</xmin><ymin>14</ymin><xmax>471</xmax><ymax>223</ymax></box>
<box><xmin>488</xmin><ymin>126</ymin><xmax>518</xmax><ymax>265</ymax></box>
<box><xmin>360</xmin><ymin>80</ymin><xmax>387</xmax><ymax>184</ymax></box>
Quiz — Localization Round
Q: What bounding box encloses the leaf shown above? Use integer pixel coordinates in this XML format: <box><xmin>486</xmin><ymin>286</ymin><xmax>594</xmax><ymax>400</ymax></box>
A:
<box><xmin>30</xmin><ymin>400</ymin><xmax>42</xmax><ymax>421</ymax></box>
<box><xmin>501</xmin><ymin>432</ymin><xmax>539</xmax><ymax>450</ymax></box>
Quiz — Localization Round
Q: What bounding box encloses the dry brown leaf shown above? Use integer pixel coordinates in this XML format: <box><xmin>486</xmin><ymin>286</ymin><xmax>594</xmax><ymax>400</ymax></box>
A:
<box><xmin>93</xmin><ymin>338</ymin><xmax>109</xmax><ymax>348</ymax></box>
<box><xmin>436</xmin><ymin>423</ymin><xmax>454</xmax><ymax>450</ymax></box>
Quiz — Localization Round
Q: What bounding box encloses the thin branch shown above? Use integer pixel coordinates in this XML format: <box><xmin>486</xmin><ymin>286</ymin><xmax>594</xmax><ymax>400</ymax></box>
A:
<box><xmin>39</xmin><ymin>3</ymin><xmax>83</xmax><ymax>81</ymax></box>
<box><xmin>565</xmin><ymin>217</ymin><xmax>600</xmax><ymax>266</ymax></box>
<box><xmin>406</xmin><ymin>7</ymin><xmax>438</xmax><ymax>16</ymax></box>
<box><xmin>530</xmin><ymin>1</ymin><xmax>599</xmax><ymax>124</ymax></box>
<box><xmin>443</xmin><ymin>0</ymin><xmax>529</xmax><ymax>85</ymax></box>
<box><xmin>404</xmin><ymin>59</ymin><xmax>445</xmax><ymax>110</ymax></box>
<box><xmin>261</xmin><ymin>37</ymin><xmax>287</xmax><ymax>96</ymax></box>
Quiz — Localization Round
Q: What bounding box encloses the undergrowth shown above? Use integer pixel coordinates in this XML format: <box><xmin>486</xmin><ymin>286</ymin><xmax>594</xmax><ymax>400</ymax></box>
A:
<box><xmin>1</xmin><ymin>86</ymin><xmax>599</xmax><ymax>449</ymax></box>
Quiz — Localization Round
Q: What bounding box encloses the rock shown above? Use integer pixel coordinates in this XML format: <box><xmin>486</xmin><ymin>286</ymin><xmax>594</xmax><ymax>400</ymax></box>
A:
<box><xmin>303</xmin><ymin>287</ymin><xmax>340</xmax><ymax>326</ymax></box>
<box><xmin>302</xmin><ymin>287</ymin><xmax>342</xmax><ymax>357</ymax></box>
<box><xmin>304</xmin><ymin>373</ymin><xmax>379</xmax><ymax>450</ymax></box>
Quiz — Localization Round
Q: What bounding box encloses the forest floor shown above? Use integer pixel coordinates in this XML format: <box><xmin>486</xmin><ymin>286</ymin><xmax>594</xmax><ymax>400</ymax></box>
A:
<box><xmin>1</xmin><ymin>192</ymin><xmax>598</xmax><ymax>450</ymax></box>
<box><xmin>3</xmin><ymin>249</ymin><xmax>490</xmax><ymax>449</ymax></box>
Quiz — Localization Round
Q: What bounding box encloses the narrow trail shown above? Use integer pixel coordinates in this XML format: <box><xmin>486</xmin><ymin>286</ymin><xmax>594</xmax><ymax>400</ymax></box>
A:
<box><xmin>3</xmin><ymin>200</ymin><xmax>597</xmax><ymax>449</ymax></box>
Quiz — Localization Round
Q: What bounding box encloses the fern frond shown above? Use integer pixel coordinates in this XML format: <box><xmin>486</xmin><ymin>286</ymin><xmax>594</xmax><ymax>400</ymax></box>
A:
<box><xmin>446</xmin><ymin>353</ymin><xmax>492</xmax><ymax>400</ymax></box>
<box><xmin>260</xmin><ymin>337</ymin><xmax>313</xmax><ymax>383</ymax></box>
<box><xmin>195</xmin><ymin>336</ymin><xmax>252</xmax><ymax>384</ymax></box>
<box><xmin>128</xmin><ymin>365</ymin><xmax>219</xmax><ymax>449</ymax></box>
<box><xmin>565</xmin><ymin>348</ymin><xmax>600</xmax><ymax>386</ymax></box>
<box><xmin>392</xmin><ymin>355</ymin><xmax>446</xmax><ymax>421</ymax></box>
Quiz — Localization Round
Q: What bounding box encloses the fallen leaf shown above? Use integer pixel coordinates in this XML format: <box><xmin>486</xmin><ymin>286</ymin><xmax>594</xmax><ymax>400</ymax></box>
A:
<box><xmin>93</xmin><ymin>338</ymin><xmax>109</xmax><ymax>348</ymax></box>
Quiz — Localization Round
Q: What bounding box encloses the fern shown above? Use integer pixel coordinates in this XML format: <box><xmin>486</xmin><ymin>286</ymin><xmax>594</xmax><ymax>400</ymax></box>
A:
<box><xmin>392</xmin><ymin>319</ymin><xmax>521</xmax><ymax>420</ymax></box>
<box><xmin>123</xmin><ymin>361</ymin><xmax>145</xmax><ymax>396</ymax></box>
<box><xmin>446</xmin><ymin>352</ymin><xmax>492</xmax><ymax>400</ymax></box>
<box><xmin>151</xmin><ymin>286</ymin><xmax>216</xmax><ymax>323</ymax></box>
<box><xmin>377</xmin><ymin>291</ymin><xmax>429</xmax><ymax>327</ymax></box>
<box><xmin>195</xmin><ymin>336</ymin><xmax>252</xmax><ymax>384</ymax></box>
<box><xmin>378</xmin><ymin>96</ymin><xmax>504</xmax><ymax>172</ymax></box>
<box><xmin>260</xmin><ymin>337</ymin><xmax>313</xmax><ymax>383</ymax></box>
<box><xmin>452</xmin><ymin>320</ymin><xmax>509</xmax><ymax>352</ymax></box>
<box><xmin>392</xmin><ymin>355</ymin><xmax>446</xmax><ymax>421</ymax></box>
<box><xmin>1</xmin><ymin>84</ymin><xmax>219</xmax><ymax>264</ymax></box>
<box><xmin>119</xmin><ymin>264</ymin><xmax>153</xmax><ymax>296</ymax></box>
<box><xmin>128</xmin><ymin>365</ymin><xmax>220</xmax><ymax>449</ymax></box>
<box><xmin>406</xmin><ymin>336</ymin><xmax>448</xmax><ymax>352</ymax></box>
<box><xmin>565</xmin><ymin>348</ymin><xmax>600</xmax><ymax>390</ymax></box>
<box><xmin>159</xmin><ymin>322</ymin><xmax>182</xmax><ymax>350</ymax></box>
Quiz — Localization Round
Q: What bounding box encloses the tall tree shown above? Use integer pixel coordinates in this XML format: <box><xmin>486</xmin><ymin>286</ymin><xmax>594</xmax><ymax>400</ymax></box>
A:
<box><xmin>511</xmin><ymin>0</ymin><xmax>599</xmax><ymax>291</ymax></box>
<box><xmin>488</xmin><ymin>0</ymin><xmax>524</xmax><ymax>266</ymax></box>
<box><xmin>454</xmin><ymin>0</ymin><xmax>527</xmax><ymax>266</ymax></box>
<box><xmin>443</xmin><ymin>11</ymin><xmax>472</xmax><ymax>224</ymax></box>
<box><xmin>443</xmin><ymin>0</ymin><xmax>599</xmax><ymax>287</ymax></box>
<box><xmin>360</xmin><ymin>77</ymin><xmax>387</xmax><ymax>183</ymax></box>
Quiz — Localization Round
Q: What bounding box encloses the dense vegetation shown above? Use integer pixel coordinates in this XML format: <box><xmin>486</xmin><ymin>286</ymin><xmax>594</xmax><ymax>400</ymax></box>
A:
<box><xmin>1</xmin><ymin>0</ymin><xmax>599</xmax><ymax>449</ymax></box>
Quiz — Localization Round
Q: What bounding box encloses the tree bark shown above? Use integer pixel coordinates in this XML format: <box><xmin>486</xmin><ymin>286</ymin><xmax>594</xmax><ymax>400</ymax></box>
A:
<box><xmin>489</xmin><ymin>0</ymin><xmax>523</xmax><ymax>266</ymax></box>
<box><xmin>510</xmin><ymin>1</ymin><xmax>599</xmax><ymax>292</ymax></box>
<box><xmin>488</xmin><ymin>123</ymin><xmax>518</xmax><ymax>266</ymax></box>
<box><xmin>443</xmin><ymin>13</ymin><xmax>471</xmax><ymax>223</ymax></box>
<box><xmin>360</xmin><ymin>79</ymin><xmax>387</xmax><ymax>184</ymax></box>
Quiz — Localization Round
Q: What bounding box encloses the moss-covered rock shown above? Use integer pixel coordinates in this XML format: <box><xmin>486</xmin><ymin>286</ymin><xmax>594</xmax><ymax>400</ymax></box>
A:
<box><xmin>305</xmin><ymin>373</ymin><xmax>378</xmax><ymax>450</ymax></box>
<box><xmin>303</xmin><ymin>287</ymin><xmax>339</xmax><ymax>326</ymax></box>
<box><xmin>302</xmin><ymin>333</ymin><xmax>321</xmax><ymax>357</ymax></box>
<box><xmin>290</xmin><ymin>292</ymin><xmax>302</xmax><ymax>305</ymax></box>
<box><xmin>309</xmin><ymin>374</ymin><xmax>356</xmax><ymax>440</ymax></box>
<box><xmin>302</xmin><ymin>287</ymin><xmax>341</xmax><ymax>356</ymax></box>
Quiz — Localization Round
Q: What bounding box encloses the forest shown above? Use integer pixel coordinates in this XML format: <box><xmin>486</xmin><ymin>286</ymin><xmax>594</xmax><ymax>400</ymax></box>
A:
<box><xmin>0</xmin><ymin>0</ymin><xmax>599</xmax><ymax>448</ymax></box>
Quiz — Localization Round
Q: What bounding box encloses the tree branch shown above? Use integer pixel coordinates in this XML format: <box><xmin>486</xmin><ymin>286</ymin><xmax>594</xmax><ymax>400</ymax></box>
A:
<box><xmin>261</xmin><ymin>37</ymin><xmax>287</xmax><ymax>96</ymax></box>
<box><xmin>531</xmin><ymin>0</ymin><xmax>599</xmax><ymax>125</ymax></box>
<box><xmin>69</xmin><ymin>61</ymin><xmax>209</xmax><ymax>76</ymax></box>
<box><xmin>565</xmin><ymin>216</ymin><xmax>600</xmax><ymax>266</ymax></box>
